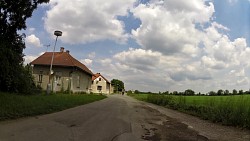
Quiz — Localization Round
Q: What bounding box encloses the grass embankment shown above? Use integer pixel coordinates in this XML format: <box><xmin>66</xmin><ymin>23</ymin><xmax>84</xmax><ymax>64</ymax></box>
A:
<box><xmin>129</xmin><ymin>94</ymin><xmax>250</xmax><ymax>129</ymax></box>
<box><xmin>0</xmin><ymin>92</ymin><xmax>106</xmax><ymax>120</ymax></box>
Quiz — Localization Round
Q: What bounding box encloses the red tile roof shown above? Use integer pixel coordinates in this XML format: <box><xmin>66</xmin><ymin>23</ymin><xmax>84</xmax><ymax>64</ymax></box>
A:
<box><xmin>30</xmin><ymin>52</ymin><xmax>93</xmax><ymax>75</ymax></box>
<box><xmin>92</xmin><ymin>73</ymin><xmax>110</xmax><ymax>83</ymax></box>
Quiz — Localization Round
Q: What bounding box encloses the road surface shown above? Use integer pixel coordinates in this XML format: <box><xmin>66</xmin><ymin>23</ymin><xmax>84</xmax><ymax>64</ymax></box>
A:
<box><xmin>0</xmin><ymin>95</ymin><xmax>249</xmax><ymax>141</ymax></box>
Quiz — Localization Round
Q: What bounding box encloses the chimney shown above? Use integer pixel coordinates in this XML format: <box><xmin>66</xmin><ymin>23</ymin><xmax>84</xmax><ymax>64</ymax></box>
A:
<box><xmin>66</xmin><ymin>50</ymin><xmax>70</xmax><ymax>53</ymax></box>
<box><xmin>60</xmin><ymin>47</ymin><xmax>64</xmax><ymax>52</ymax></box>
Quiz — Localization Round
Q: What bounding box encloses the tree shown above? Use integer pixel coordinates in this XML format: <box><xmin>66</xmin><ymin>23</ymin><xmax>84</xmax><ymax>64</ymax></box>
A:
<box><xmin>217</xmin><ymin>89</ymin><xmax>223</xmax><ymax>96</ymax></box>
<box><xmin>239</xmin><ymin>90</ymin><xmax>244</xmax><ymax>95</ymax></box>
<box><xmin>111</xmin><ymin>79</ymin><xmax>124</xmax><ymax>93</ymax></box>
<box><xmin>173</xmin><ymin>91</ymin><xmax>178</xmax><ymax>95</ymax></box>
<box><xmin>184</xmin><ymin>89</ymin><xmax>195</xmax><ymax>95</ymax></box>
<box><xmin>0</xmin><ymin>0</ymin><xmax>49</xmax><ymax>93</ymax></box>
<box><xmin>208</xmin><ymin>91</ymin><xmax>216</xmax><ymax>96</ymax></box>
<box><xmin>134</xmin><ymin>90</ymin><xmax>140</xmax><ymax>94</ymax></box>
<box><xmin>232</xmin><ymin>89</ymin><xmax>237</xmax><ymax>95</ymax></box>
<box><xmin>224</xmin><ymin>90</ymin><xmax>230</xmax><ymax>95</ymax></box>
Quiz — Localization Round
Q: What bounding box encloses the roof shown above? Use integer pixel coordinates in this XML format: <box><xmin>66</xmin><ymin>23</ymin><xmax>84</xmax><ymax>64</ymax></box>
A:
<box><xmin>92</xmin><ymin>73</ymin><xmax>110</xmax><ymax>83</ymax></box>
<box><xmin>30</xmin><ymin>52</ymin><xmax>93</xmax><ymax>75</ymax></box>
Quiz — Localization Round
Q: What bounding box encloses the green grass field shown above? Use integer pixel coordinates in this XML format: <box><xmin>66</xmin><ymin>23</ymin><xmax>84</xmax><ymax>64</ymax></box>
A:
<box><xmin>129</xmin><ymin>94</ymin><xmax>250</xmax><ymax>129</ymax></box>
<box><xmin>0</xmin><ymin>92</ymin><xmax>106</xmax><ymax>120</ymax></box>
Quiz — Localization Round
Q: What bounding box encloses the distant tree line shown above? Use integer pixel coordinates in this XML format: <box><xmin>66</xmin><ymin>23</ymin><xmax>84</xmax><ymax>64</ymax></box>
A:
<box><xmin>128</xmin><ymin>89</ymin><xmax>250</xmax><ymax>96</ymax></box>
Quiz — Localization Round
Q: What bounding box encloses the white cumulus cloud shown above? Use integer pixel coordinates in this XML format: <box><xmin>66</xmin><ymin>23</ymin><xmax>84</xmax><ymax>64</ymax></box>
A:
<box><xmin>25</xmin><ymin>34</ymin><xmax>42</xmax><ymax>48</ymax></box>
<box><xmin>44</xmin><ymin>0</ymin><xmax>136</xmax><ymax>44</ymax></box>
<box><xmin>80</xmin><ymin>59</ymin><xmax>93</xmax><ymax>68</ymax></box>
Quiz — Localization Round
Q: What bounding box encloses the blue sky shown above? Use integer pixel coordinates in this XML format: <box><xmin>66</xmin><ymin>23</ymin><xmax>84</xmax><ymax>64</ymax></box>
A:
<box><xmin>23</xmin><ymin>0</ymin><xmax>250</xmax><ymax>93</ymax></box>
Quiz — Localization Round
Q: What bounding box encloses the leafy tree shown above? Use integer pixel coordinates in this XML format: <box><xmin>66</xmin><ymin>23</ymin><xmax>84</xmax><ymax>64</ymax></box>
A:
<box><xmin>111</xmin><ymin>79</ymin><xmax>124</xmax><ymax>93</ymax></box>
<box><xmin>0</xmin><ymin>0</ymin><xmax>49</xmax><ymax>93</ymax></box>
<box><xmin>162</xmin><ymin>91</ymin><xmax>169</xmax><ymax>95</ymax></box>
<box><xmin>208</xmin><ymin>91</ymin><xmax>216</xmax><ymax>96</ymax></box>
<box><xmin>184</xmin><ymin>89</ymin><xmax>195</xmax><ymax>95</ymax></box>
<box><xmin>232</xmin><ymin>89</ymin><xmax>237</xmax><ymax>95</ymax></box>
<box><xmin>127</xmin><ymin>90</ymin><xmax>132</xmax><ymax>95</ymax></box>
<box><xmin>173</xmin><ymin>91</ymin><xmax>178</xmax><ymax>95</ymax></box>
<box><xmin>217</xmin><ymin>89</ymin><xmax>223</xmax><ymax>96</ymax></box>
<box><xmin>224</xmin><ymin>90</ymin><xmax>230</xmax><ymax>95</ymax></box>
<box><xmin>134</xmin><ymin>90</ymin><xmax>140</xmax><ymax>94</ymax></box>
<box><xmin>239</xmin><ymin>90</ymin><xmax>244</xmax><ymax>95</ymax></box>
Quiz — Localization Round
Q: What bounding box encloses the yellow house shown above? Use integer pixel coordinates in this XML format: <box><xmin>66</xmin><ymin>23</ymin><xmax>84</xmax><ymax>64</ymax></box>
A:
<box><xmin>30</xmin><ymin>47</ymin><xmax>93</xmax><ymax>93</ymax></box>
<box><xmin>91</xmin><ymin>73</ymin><xmax>113</xmax><ymax>94</ymax></box>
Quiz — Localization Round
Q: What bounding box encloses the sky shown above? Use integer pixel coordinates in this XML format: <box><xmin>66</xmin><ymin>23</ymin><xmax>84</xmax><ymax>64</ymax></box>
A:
<box><xmin>23</xmin><ymin>0</ymin><xmax>250</xmax><ymax>93</ymax></box>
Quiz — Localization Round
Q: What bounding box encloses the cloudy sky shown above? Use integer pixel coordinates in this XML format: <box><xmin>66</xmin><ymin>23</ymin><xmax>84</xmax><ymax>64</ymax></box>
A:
<box><xmin>23</xmin><ymin>0</ymin><xmax>250</xmax><ymax>93</ymax></box>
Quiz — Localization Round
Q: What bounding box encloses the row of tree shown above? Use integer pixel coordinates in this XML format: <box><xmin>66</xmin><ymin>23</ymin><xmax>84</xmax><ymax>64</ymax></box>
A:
<box><xmin>130</xmin><ymin>89</ymin><xmax>250</xmax><ymax>96</ymax></box>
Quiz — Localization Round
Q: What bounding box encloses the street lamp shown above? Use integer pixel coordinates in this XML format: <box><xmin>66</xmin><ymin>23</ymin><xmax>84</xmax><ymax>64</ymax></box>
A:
<box><xmin>47</xmin><ymin>30</ymin><xmax>62</xmax><ymax>94</ymax></box>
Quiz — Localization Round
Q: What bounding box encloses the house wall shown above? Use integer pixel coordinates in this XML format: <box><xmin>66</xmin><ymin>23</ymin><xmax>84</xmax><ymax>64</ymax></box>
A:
<box><xmin>70</xmin><ymin>70</ymin><xmax>92</xmax><ymax>93</ymax></box>
<box><xmin>110</xmin><ymin>85</ymin><xmax>114</xmax><ymax>94</ymax></box>
<box><xmin>32</xmin><ymin>65</ymin><xmax>91</xmax><ymax>93</ymax></box>
<box><xmin>91</xmin><ymin>76</ymin><xmax>110</xmax><ymax>94</ymax></box>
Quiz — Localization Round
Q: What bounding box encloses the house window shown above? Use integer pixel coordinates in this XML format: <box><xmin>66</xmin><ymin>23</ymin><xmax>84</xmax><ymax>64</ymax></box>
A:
<box><xmin>99</xmin><ymin>78</ymin><xmax>101</xmax><ymax>81</ymax></box>
<box><xmin>97</xmin><ymin>86</ymin><xmax>102</xmax><ymax>91</ymax></box>
<box><xmin>77</xmin><ymin>75</ymin><xmax>80</xmax><ymax>88</ymax></box>
<box><xmin>38</xmin><ymin>71</ymin><xmax>43</xmax><ymax>83</ymax></box>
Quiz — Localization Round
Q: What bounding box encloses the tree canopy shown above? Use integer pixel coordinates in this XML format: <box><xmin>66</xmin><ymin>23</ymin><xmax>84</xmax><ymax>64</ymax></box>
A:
<box><xmin>0</xmin><ymin>0</ymin><xmax>49</xmax><ymax>93</ymax></box>
<box><xmin>111</xmin><ymin>79</ymin><xmax>124</xmax><ymax>93</ymax></box>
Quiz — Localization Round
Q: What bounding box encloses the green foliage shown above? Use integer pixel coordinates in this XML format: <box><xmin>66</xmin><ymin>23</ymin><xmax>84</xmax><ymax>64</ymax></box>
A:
<box><xmin>0</xmin><ymin>92</ymin><xmax>106</xmax><ymax>120</ymax></box>
<box><xmin>232</xmin><ymin>89</ymin><xmax>237</xmax><ymax>95</ymax></box>
<box><xmin>184</xmin><ymin>89</ymin><xmax>195</xmax><ymax>95</ymax></box>
<box><xmin>127</xmin><ymin>90</ymin><xmax>133</xmax><ymax>95</ymax></box>
<box><xmin>0</xmin><ymin>0</ymin><xmax>49</xmax><ymax>94</ymax></box>
<box><xmin>111</xmin><ymin>79</ymin><xmax>124</xmax><ymax>93</ymax></box>
<box><xmin>217</xmin><ymin>89</ymin><xmax>223</xmax><ymax>95</ymax></box>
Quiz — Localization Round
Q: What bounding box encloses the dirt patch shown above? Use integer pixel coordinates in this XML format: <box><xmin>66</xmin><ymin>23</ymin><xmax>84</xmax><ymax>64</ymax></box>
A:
<box><xmin>134</xmin><ymin>105</ymin><xmax>210</xmax><ymax>141</ymax></box>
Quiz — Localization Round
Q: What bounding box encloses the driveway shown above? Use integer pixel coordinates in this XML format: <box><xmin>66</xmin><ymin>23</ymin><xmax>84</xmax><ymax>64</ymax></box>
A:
<box><xmin>0</xmin><ymin>95</ymin><xmax>249</xmax><ymax>141</ymax></box>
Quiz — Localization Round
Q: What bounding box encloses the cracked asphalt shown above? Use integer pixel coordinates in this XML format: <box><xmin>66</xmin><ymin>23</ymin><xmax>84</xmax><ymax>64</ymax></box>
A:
<box><xmin>0</xmin><ymin>94</ymin><xmax>249</xmax><ymax>141</ymax></box>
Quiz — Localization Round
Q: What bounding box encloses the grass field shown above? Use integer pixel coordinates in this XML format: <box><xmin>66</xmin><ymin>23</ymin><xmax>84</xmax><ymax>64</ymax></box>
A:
<box><xmin>0</xmin><ymin>92</ymin><xmax>106</xmax><ymax>120</ymax></box>
<box><xmin>129</xmin><ymin>94</ymin><xmax>250</xmax><ymax>129</ymax></box>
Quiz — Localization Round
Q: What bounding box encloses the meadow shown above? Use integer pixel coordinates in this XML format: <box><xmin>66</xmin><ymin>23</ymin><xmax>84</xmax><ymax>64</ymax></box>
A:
<box><xmin>129</xmin><ymin>94</ymin><xmax>250</xmax><ymax>129</ymax></box>
<box><xmin>0</xmin><ymin>92</ymin><xmax>106</xmax><ymax>120</ymax></box>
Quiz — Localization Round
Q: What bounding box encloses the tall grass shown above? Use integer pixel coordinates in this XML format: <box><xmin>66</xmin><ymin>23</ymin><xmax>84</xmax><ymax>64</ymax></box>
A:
<box><xmin>131</xmin><ymin>94</ymin><xmax>250</xmax><ymax>129</ymax></box>
<box><xmin>0</xmin><ymin>92</ymin><xmax>106</xmax><ymax>120</ymax></box>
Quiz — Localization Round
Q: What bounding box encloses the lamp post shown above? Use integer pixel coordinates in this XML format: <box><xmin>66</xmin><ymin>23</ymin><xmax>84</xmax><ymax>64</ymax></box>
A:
<box><xmin>47</xmin><ymin>30</ymin><xmax>62</xmax><ymax>94</ymax></box>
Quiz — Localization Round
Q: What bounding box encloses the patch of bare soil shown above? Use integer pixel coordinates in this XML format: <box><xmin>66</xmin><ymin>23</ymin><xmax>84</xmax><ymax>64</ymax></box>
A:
<box><xmin>135</xmin><ymin>105</ymin><xmax>210</xmax><ymax>141</ymax></box>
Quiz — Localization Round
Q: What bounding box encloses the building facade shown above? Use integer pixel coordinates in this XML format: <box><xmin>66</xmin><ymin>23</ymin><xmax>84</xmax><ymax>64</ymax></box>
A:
<box><xmin>91</xmin><ymin>73</ymin><xmax>113</xmax><ymax>94</ymax></box>
<box><xmin>30</xmin><ymin>47</ymin><xmax>93</xmax><ymax>93</ymax></box>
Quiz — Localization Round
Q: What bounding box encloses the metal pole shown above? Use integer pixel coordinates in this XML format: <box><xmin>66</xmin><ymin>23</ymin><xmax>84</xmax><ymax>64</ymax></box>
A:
<box><xmin>47</xmin><ymin>36</ymin><xmax>58</xmax><ymax>94</ymax></box>
<box><xmin>49</xmin><ymin>36</ymin><xmax>58</xmax><ymax>82</ymax></box>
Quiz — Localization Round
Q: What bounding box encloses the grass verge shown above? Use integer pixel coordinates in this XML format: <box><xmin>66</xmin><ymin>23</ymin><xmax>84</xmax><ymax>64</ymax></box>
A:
<box><xmin>0</xmin><ymin>92</ymin><xmax>106</xmax><ymax>120</ymax></box>
<box><xmin>129</xmin><ymin>94</ymin><xmax>250</xmax><ymax>129</ymax></box>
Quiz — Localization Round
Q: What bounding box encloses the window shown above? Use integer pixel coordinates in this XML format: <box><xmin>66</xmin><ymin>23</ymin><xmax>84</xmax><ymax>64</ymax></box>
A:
<box><xmin>38</xmin><ymin>71</ymin><xmax>43</xmax><ymax>83</ymax></box>
<box><xmin>97</xmin><ymin>86</ymin><xmax>102</xmax><ymax>91</ymax></box>
<box><xmin>99</xmin><ymin>77</ymin><xmax>101</xmax><ymax>81</ymax></box>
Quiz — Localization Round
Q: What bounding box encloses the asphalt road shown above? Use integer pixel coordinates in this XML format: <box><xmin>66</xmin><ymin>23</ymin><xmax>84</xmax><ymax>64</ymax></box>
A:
<box><xmin>0</xmin><ymin>95</ymin><xmax>249</xmax><ymax>141</ymax></box>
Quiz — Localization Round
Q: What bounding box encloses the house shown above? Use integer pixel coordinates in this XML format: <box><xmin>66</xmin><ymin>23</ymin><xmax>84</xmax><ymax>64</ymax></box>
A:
<box><xmin>91</xmin><ymin>73</ymin><xmax>114</xmax><ymax>94</ymax></box>
<box><xmin>30</xmin><ymin>47</ymin><xmax>93</xmax><ymax>93</ymax></box>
